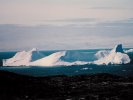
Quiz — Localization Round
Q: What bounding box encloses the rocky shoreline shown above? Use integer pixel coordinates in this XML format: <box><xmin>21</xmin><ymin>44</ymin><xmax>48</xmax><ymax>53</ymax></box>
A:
<box><xmin>0</xmin><ymin>70</ymin><xmax>133</xmax><ymax>100</ymax></box>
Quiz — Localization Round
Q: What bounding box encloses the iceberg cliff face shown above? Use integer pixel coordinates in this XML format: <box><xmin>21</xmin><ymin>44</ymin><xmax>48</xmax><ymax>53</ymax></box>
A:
<box><xmin>94</xmin><ymin>44</ymin><xmax>130</xmax><ymax>65</ymax></box>
<box><xmin>3</xmin><ymin>48</ymin><xmax>44</xmax><ymax>66</ymax></box>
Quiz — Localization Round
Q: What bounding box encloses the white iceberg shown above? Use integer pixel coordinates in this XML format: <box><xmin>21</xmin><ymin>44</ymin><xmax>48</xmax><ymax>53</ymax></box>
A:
<box><xmin>94</xmin><ymin>44</ymin><xmax>130</xmax><ymax>65</ymax></box>
<box><xmin>125</xmin><ymin>49</ymin><xmax>133</xmax><ymax>53</ymax></box>
<box><xmin>30</xmin><ymin>51</ymin><xmax>88</xmax><ymax>66</ymax></box>
<box><xmin>2</xmin><ymin>44</ymin><xmax>131</xmax><ymax>67</ymax></box>
<box><xmin>3</xmin><ymin>48</ymin><xmax>44</xmax><ymax>66</ymax></box>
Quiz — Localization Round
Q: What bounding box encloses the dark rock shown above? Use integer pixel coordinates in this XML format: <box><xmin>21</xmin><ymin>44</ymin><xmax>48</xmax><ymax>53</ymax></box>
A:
<box><xmin>0</xmin><ymin>70</ymin><xmax>133</xmax><ymax>100</ymax></box>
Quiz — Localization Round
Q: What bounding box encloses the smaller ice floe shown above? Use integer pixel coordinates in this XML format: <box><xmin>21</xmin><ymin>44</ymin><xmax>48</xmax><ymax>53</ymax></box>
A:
<box><xmin>3</xmin><ymin>48</ymin><xmax>44</xmax><ymax>66</ymax></box>
<box><xmin>95</xmin><ymin>50</ymin><xmax>110</xmax><ymax>59</ymax></box>
<box><xmin>122</xmin><ymin>70</ymin><xmax>126</xmax><ymax>72</ymax></box>
<box><xmin>81</xmin><ymin>67</ymin><xmax>93</xmax><ymax>70</ymax></box>
<box><xmin>125</xmin><ymin>49</ymin><xmax>133</xmax><ymax>53</ymax></box>
<box><xmin>30</xmin><ymin>51</ymin><xmax>89</xmax><ymax>66</ymax></box>
<box><xmin>89</xmin><ymin>68</ymin><xmax>93</xmax><ymax>70</ymax></box>
<box><xmin>81</xmin><ymin>67</ymin><xmax>89</xmax><ymax>70</ymax></box>
<box><xmin>75</xmin><ymin>70</ymin><xmax>79</xmax><ymax>73</ymax></box>
<box><xmin>94</xmin><ymin>44</ymin><xmax>131</xmax><ymax>65</ymax></box>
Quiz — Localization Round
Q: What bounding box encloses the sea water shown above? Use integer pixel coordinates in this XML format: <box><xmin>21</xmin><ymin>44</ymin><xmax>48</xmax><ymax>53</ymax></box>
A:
<box><xmin>0</xmin><ymin>49</ymin><xmax>133</xmax><ymax>77</ymax></box>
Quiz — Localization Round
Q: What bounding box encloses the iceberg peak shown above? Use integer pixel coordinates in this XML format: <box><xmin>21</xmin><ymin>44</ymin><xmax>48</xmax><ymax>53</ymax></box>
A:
<box><xmin>30</xmin><ymin>48</ymin><xmax>38</xmax><ymax>52</ymax></box>
<box><xmin>30</xmin><ymin>51</ymin><xmax>67</xmax><ymax>66</ymax></box>
<box><xmin>112</xmin><ymin>44</ymin><xmax>124</xmax><ymax>53</ymax></box>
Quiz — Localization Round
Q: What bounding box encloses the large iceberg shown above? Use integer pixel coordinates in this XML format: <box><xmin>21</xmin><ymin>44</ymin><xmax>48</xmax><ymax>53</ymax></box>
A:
<box><xmin>30</xmin><ymin>51</ymin><xmax>88</xmax><ymax>66</ymax></box>
<box><xmin>3</xmin><ymin>48</ymin><xmax>44</xmax><ymax>66</ymax></box>
<box><xmin>94</xmin><ymin>44</ymin><xmax>130</xmax><ymax>65</ymax></box>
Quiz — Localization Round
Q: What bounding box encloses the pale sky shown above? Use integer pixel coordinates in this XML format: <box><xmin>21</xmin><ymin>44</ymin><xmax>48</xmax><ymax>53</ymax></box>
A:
<box><xmin>0</xmin><ymin>0</ymin><xmax>133</xmax><ymax>51</ymax></box>
<box><xmin>0</xmin><ymin>0</ymin><xmax>133</xmax><ymax>25</ymax></box>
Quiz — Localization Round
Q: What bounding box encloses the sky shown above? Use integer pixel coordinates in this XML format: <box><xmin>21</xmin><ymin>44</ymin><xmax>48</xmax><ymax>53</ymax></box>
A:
<box><xmin>0</xmin><ymin>0</ymin><xmax>133</xmax><ymax>51</ymax></box>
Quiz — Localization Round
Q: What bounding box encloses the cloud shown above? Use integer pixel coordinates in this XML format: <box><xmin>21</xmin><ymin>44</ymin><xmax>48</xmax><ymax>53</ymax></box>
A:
<box><xmin>0</xmin><ymin>0</ymin><xmax>133</xmax><ymax>25</ymax></box>
<box><xmin>45</xmin><ymin>18</ymin><xmax>97</xmax><ymax>22</ymax></box>
<box><xmin>0</xmin><ymin>18</ymin><xmax>133</xmax><ymax>51</ymax></box>
<box><xmin>87</xmin><ymin>7</ymin><xmax>133</xmax><ymax>10</ymax></box>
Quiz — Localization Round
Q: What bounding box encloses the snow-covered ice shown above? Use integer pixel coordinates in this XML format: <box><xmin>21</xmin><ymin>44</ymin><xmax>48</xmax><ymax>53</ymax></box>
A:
<box><xmin>3</xmin><ymin>48</ymin><xmax>44</xmax><ymax>66</ymax></box>
<box><xmin>30</xmin><ymin>51</ymin><xmax>88</xmax><ymax>66</ymax></box>
<box><xmin>94</xmin><ymin>44</ymin><xmax>130</xmax><ymax>65</ymax></box>
<box><xmin>125</xmin><ymin>49</ymin><xmax>133</xmax><ymax>53</ymax></box>
<box><xmin>95</xmin><ymin>50</ymin><xmax>110</xmax><ymax>59</ymax></box>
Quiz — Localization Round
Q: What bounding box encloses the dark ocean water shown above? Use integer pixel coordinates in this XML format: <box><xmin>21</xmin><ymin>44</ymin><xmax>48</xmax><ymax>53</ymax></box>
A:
<box><xmin>0</xmin><ymin>50</ymin><xmax>133</xmax><ymax>77</ymax></box>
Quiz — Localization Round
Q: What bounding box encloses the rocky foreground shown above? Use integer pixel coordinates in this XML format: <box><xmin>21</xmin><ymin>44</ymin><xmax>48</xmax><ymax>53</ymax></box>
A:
<box><xmin>0</xmin><ymin>70</ymin><xmax>133</xmax><ymax>100</ymax></box>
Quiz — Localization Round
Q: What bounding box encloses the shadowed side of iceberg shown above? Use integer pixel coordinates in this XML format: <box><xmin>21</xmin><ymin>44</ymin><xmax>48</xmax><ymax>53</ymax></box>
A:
<box><xmin>111</xmin><ymin>44</ymin><xmax>124</xmax><ymax>53</ymax></box>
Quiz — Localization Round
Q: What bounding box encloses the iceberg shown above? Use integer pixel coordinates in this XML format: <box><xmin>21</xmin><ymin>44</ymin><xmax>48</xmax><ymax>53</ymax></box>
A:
<box><xmin>30</xmin><ymin>51</ymin><xmax>88</xmax><ymax>66</ymax></box>
<box><xmin>125</xmin><ymin>49</ymin><xmax>133</xmax><ymax>53</ymax></box>
<box><xmin>3</xmin><ymin>48</ymin><xmax>44</xmax><ymax>66</ymax></box>
<box><xmin>2</xmin><ymin>44</ymin><xmax>131</xmax><ymax>67</ymax></box>
<box><xmin>94</xmin><ymin>44</ymin><xmax>130</xmax><ymax>65</ymax></box>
